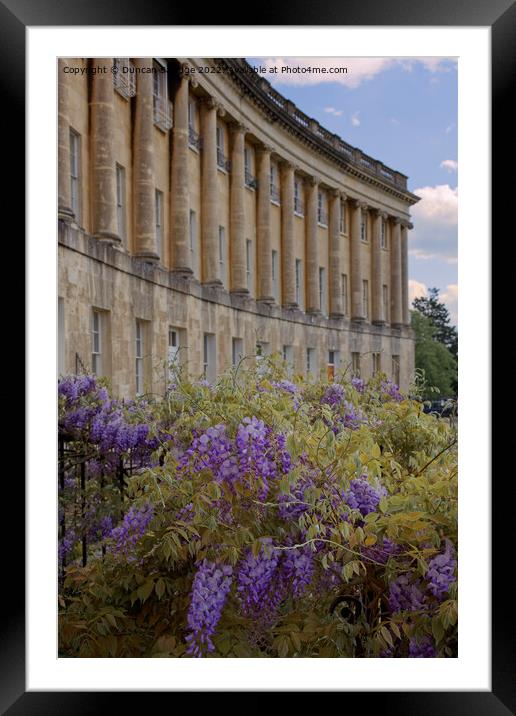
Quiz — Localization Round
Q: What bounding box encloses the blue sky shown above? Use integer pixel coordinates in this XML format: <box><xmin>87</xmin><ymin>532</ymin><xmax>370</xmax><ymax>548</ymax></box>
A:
<box><xmin>247</xmin><ymin>57</ymin><xmax>458</xmax><ymax>326</ymax></box>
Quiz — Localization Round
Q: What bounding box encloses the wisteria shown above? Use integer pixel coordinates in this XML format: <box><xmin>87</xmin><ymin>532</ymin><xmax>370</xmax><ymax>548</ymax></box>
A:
<box><xmin>108</xmin><ymin>503</ymin><xmax>154</xmax><ymax>557</ymax></box>
<box><xmin>388</xmin><ymin>573</ymin><xmax>427</xmax><ymax>613</ymax></box>
<box><xmin>185</xmin><ymin>560</ymin><xmax>233</xmax><ymax>657</ymax></box>
<box><xmin>409</xmin><ymin>636</ymin><xmax>437</xmax><ymax>658</ymax></box>
<box><xmin>58</xmin><ymin>364</ymin><xmax>458</xmax><ymax>659</ymax></box>
<box><xmin>426</xmin><ymin>540</ymin><xmax>456</xmax><ymax>599</ymax></box>
<box><xmin>344</xmin><ymin>477</ymin><xmax>386</xmax><ymax>517</ymax></box>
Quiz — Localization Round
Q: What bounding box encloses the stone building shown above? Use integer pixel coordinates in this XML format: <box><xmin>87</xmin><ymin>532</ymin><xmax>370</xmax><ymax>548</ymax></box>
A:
<box><xmin>58</xmin><ymin>57</ymin><xmax>419</xmax><ymax>397</ymax></box>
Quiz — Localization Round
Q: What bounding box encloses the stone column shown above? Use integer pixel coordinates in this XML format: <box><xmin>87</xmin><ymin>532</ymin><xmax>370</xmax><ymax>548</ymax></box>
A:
<box><xmin>170</xmin><ymin>69</ymin><xmax>192</xmax><ymax>274</ymax></box>
<box><xmin>133</xmin><ymin>58</ymin><xmax>159</xmax><ymax>263</ymax></box>
<box><xmin>371</xmin><ymin>209</ymin><xmax>386</xmax><ymax>324</ymax></box>
<box><xmin>390</xmin><ymin>217</ymin><xmax>403</xmax><ymax>327</ymax></box>
<box><xmin>90</xmin><ymin>59</ymin><xmax>120</xmax><ymax>244</ymax></box>
<box><xmin>280</xmin><ymin>160</ymin><xmax>296</xmax><ymax>307</ymax></box>
<box><xmin>256</xmin><ymin>144</ymin><xmax>274</xmax><ymax>302</ymax></box>
<box><xmin>350</xmin><ymin>199</ymin><xmax>365</xmax><ymax>320</ymax></box>
<box><xmin>329</xmin><ymin>189</ymin><xmax>343</xmax><ymax>318</ymax></box>
<box><xmin>201</xmin><ymin>97</ymin><xmax>221</xmax><ymax>285</ymax></box>
<box><xmin>305</xmin><ymin>176</ymin><xmax>319</xmax><ymax>314</ymax></box>
<box><xmin>58</xmin><ymin>59</ymin><xmax>74</xmax><ymax>221</ymax></box>
<box><xmin>229</xmin><ymin>122</ymin><xmax>247</xmax><ymax>293</ymax></box>
<box><xmin>401</xmin><ymin>221</ymin><xmax>412</xmax><ymax>325</ymax></box>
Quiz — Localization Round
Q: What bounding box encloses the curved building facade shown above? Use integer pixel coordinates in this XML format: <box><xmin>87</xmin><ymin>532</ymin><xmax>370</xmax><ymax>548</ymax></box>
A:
<box><xmin>58</xmin><ymin>57</ymin><xmax>419</xmax><ymax>397</ymax></box>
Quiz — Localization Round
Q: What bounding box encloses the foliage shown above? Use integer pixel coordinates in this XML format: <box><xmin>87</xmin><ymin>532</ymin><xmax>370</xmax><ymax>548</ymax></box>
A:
<box><xmin>58</xmin><ymin>360</ymin><xmax>457</xmax><ymax>658</ymax></box>
<box><xmin>412</xmin><ymin>287</ymin><xmax>458</xmax><ymax>360</ymax></box>
<box><xmin>411</xmin><ymin>311</ymin><xmax>458</xmax><ymax>400</ymax></box>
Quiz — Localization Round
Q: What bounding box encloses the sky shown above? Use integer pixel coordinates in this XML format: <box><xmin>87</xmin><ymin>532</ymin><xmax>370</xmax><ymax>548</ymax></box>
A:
<box><xmin>247</xmin><ymin>57</ymin><xmax>458</xmax><ymax>327</ymax></box>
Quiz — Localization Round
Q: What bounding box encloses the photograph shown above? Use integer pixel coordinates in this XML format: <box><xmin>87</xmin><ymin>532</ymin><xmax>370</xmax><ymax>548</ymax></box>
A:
<box><xmin>57</xmin><ymin>55</ymin><xmax>459</xmax><ymax>659</ymax></box>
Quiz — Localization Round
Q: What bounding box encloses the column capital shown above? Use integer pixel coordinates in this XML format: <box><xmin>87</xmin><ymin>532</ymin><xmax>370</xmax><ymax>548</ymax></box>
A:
<box><xmin>305</xmin><ymin>174</ymin><xmax>319</xmax><ymax>187</ymax></box>
<box><xmin>369</xmin><ymin>206</ymin><xmax>387</xmax><ymax>218</ymax></box>
<box><xmin>256</xmin><ymin>142</ymin><xmax>274</xmax><ymax>155</ymax></box>
<box><xmin>349</xmin><ymin>198</ymin><xmax>367</xmax><ymax>210</ymax></box>
<box><xmin>339</xmin><ymin>191</ymin><xmax>348</xmax><ymax>202</ymax></box>
<box><xmin>401</xmin><ymin>220</ymin><xmax>413</xmax><ymax>230</ymax></box>
<box><xmin>279</xmin><ymin>157</ymin><xmax>295</xmax><ymax>171</ymax></box>
<box><xmin>229</xmin><ymin>120</ymin><xmax>248</xmax><ymax>134</ymax></box>
<box><xmin>329</xmin><ymin>187</ymin><xmax>340</xmax><ymax>199</ymax></box>
<box><xmin>216</xmin><ymin>103</ymin><xmax>226</xmax><ymax>118</ymax></box>
<box><xmin>200</xmin><ymin>95</ymin><xmax>218</xmax><ymax>111</ymax></box>
<box><xmin>179</xmin><ymin>62</ymin><xmax>193</xmax><ymax>79</ymax></box>
<box><xmin>392</xmin><ymin>216</ymin><xmax>403</xmax><ymax>225</ymax></box>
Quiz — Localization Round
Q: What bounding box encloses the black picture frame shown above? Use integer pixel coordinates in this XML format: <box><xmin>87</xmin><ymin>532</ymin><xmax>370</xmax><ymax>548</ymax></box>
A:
<box><xmin>9</xmin><ymin>0</ymin><xmax>508</xmax><ymax>709</ymax></box>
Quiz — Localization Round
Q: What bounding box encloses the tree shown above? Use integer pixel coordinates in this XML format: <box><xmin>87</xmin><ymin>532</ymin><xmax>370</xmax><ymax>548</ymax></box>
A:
<box><xmin>411</xmin><ymin>311</ymin><xmax>458</xmax><ymax>399</ymax></box>
<box><xmin>412</xmin><ymin>288</ymin><xmax>458</xmax><ymax>359</ymax></box>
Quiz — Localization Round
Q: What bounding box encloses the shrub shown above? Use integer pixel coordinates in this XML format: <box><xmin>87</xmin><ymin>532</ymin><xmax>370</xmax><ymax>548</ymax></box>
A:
<box><xmin>58</xmin><ymin>358</ymin><xmax>457</xmax><ymax>658</ymax></box>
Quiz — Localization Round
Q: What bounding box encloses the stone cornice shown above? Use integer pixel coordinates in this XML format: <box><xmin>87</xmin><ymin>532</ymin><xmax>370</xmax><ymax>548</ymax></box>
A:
<box><xmin>213</xmin><ymin>58</ymin><xmax>420</xmax><ymax>206</ymax></box>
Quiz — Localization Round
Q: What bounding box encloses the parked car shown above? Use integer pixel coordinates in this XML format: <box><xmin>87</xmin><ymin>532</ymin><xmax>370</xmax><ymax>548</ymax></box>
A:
<box><xmin>422</xmin><ymin>398</ymin><xmax>457</xmax><ymax>418</ymax></box>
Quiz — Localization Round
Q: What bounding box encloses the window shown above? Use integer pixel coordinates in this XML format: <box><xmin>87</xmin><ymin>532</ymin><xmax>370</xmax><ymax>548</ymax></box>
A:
<box><xmin>135</xmin><ymin>321</ymin><xmax>144</xmax><ymax>395</ymax></box>
<box><xmin>272</xmin><ymin>250</ymin><xmax>279</xmax><ymax>302</ymax></box>
<box><xmin>381</xmin><ymin>218</ymin><xmax>387</xmax><ymax>249</ymax></box>
<box><xmin>168</xmin><ymin>327</ymin><xmax>179</xmax><ymax>374</ymax></box>
<box><xmin>216</xmin><ymin>126</ymin><xmax>229</xmax><ymax>171</ymax></box>
<box><xmin>383</xmin><ymin>284</ymin><xmax>389</xmax><ymax>322</ymax></box>
<box><xmin>306</xmin><ymin>348</ymin><xmax>317</xmax><ymax>377</ymax></box>
<box><xmin>340</xmin><ymin>201</ymin><xmax>346</xmax><ymax>233</ymax></box>
<box><xmin>256</xmin><ymin>342</ymin><xmax>270</xmax><ymax>374</ymax></box>
<box><xmin>295</xmin><ymin>259</ymin><xmax>302</xmax><ymax>307</ymax></box>
<box><xmin>244</xmin><ymin>147</ymin><xmax>257</xmax><ymax>189</ymax></box>
<box><xmin>91</xmin><ymin>310</ymin><xmax>102</xmax><ymax>375</ymax></box>
<box><xmin>328</xmin><ymin>350</ymin><xmax>339</xmax><ymax>381</ymax></box>
<box><xmin>372</xmin><ymin>352</ymin><xmax>381</xmax><ymax>376</ymax></box>
<box><xmin>203</xmin><ymin>333</ymin><xmax>216</xmax><ymax>383</ymax></box>
<box><xmin>113</xmin><ymin>58</ymin><xmax>136</xmax><ymax>98</ymax></box>
<box><xmin>362</xmin><ymin>279</ymin><xmax>369</xmax><ymax>319</ymax></box>
<box><xmin>58</xmin><ymin>298</ymin><xmax>65</xmax><ymax>375</ymax></box>
<box><xmin>351</xmin><ymin>352</ymin><xmax>361</xmax><ymax>377</ymax></box>
<box><xmin>318</xmin><ymin>191</ymin><xmax>327</xmax><ymax>226</ymax></box>
<box><xmin>69</xmin><ymin>129</ymin><xmax>81</xmax><ymax>221</ymax></box>
<box><xmin>190</xmin><ymin>210</ymin><xmax>197</xmax><ymax>275</ymax></box>
<box><xmin>341</xmin><ymin>274</ymin><xmax>348</xmax><ymax>315</ymax></box>
<box><xmin>232</xmin><ymin>338</ymin><xmax>244</xmax><ymax>367</ymax></box>
<box><xmin>188</xmin><ymin>97</ymin><xmax>201</xmax><ymax>149</ymax></box>
<box><xmin>116</xmin><ymin>164</ymin><xmax>126</xmax><ymax>244</ymax></box>
<box><xmin>360</xmin><ymin>211</ymin><xmax>368</xmax><ymax>242</ymax></box>
<box><xmin>245</xmin><ymin>239</ymin><xmax>252</xmax><ymax>292</ymax></box>
<box><xmin>283</xmin><ymin>345</ymin><xmax>294</xmax><ymax>376</ymax></box>
<box><xmin>392</xmin><ymin>355</ymin><xmax>400</xmax><ymax>386</ymax></box>
<box><xmin>155</xmin><ymin>190</ymin><xmax>164</xmax><ymax>261</ymax></box>
<box><xmin>218</xmin><ymin>226</ymin><xmax>226</xmax><ymax>286</ymax></box>
<box><xmin>319</xmin><ymin>267</ymin><xmax>326</xmax><ymax>315</ymax></box>
<box><xmin>270</xmin><ymin>164</ymin><xmax>280</xmax><ymax>204</ymax></box>
<box><xmin>294</xmin><ymin>179</ymin><xmax>304</xmax><ymax>216</ymax></box>
<box><xmin>153</xmin><ymin>59</ymin><xmax>172</xmax><ymax>131</ymax></box>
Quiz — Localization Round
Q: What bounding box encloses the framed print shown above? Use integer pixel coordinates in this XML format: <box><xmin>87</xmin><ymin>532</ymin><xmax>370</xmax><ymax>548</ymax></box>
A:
<box><xmin>9</xmin><ymin>0</ymin><xmax>509</xmax><ymax>709</ymax></box>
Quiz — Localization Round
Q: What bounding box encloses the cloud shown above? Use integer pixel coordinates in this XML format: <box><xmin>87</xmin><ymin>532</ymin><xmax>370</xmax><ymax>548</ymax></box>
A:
<box><xmin>409</xmin><ymin>184</ymin><xmax>458</xmax><ymax>265</ymax></box>
<box><xmin>390</xmin><ymin>117</ymin><xmax>400</xmax><ymax>126</ymax></box>
<box><xmin>409</xmin><ymin>279</ymin><xmax>428</xmax><ymax>304</ymax></box>
<box><xmin>324</xmin><ymin>106</ymin><xmax>344</xmax><ymax>116</ymax></box>
<box><xmin>445</xmin><ymin>124</ymin><xmax>455</xmax><ymax>134</ymax></box>
<box><xmin>440</xmin><ymin>159</ymin><xmax>458</xmax><ymax>173</ymax></box>
<box><xmin>441</xmin><ymin>284</ymin><xmax>458</xmax><ymax>326</ymax></box>
<box><xmin>351</xmin><ymin>111</ymin><xmax>361</xmax><ymax>126</ymax></box>
<box><xmin>250</xmin><ymin>57</ymin><xmax>456</xmax><ymax>89</ymax></box>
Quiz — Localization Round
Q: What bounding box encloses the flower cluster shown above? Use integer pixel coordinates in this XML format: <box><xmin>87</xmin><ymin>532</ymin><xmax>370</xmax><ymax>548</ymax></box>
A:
<box><xmin>426</xmin><ymin>540</ymin><xmax>456</xmax><ymax>600</ymax></box>
<box><xmin>236</xmin><ymin>539</ymin><xmax>280</xmax><ymax>617</ymax></box>
<box><xmin>388</xmin><ymin>573</ymin><xmax>426</xmax><ymax>613</ymax></box>
<box><xmin>282</xmin><ymin>545</ymin><xmax>314</xmax><ymax>598</ymax></box>
<box><xmin>185</xmin><ymin>560</ymin><xmax>233</xmax><ymax>657</ymax></box>
<box><xmin>271</xmin><ymin>380</ymin><xmax>299</xmax><ymax>396</ymax></box>
<box><xmin>108</xmin><ymin>503</ymin><xmax>154</xmax><ymax>557</ymax></box>
<box><xmin>344</xmin><ymin>477</ymin><xmax>386</xmax><ymax>517</ymax></box>
<box><xmin>380</xmin><ymin>379</ymin><xmax>403</xmax><ymax>402</ymax></box>
<box><xmin>409</xmin><ymin>636</ymin><xmax>437</xmax><ymax>658</ymax></box>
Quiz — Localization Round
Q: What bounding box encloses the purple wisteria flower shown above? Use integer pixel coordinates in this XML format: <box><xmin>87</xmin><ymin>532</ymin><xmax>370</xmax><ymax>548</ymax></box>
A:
<box><xmin>185</xmin><ymin>560</ymin><xmax>233</xmax><ymax>657</ymax></box>
<box><xmin>271</xmin><ymin>380</ymin><xmax>298</xmax><ymax>396</ymax></box>
<box><xmin>344</xmin><ymin>477</ymin><xmax>386</xmax><ymax>516</ymax></box>
<box><xmin>282</xmin><ymin>545</ymin><xmax>314</xmax><ymax>598</ymax></box>
<box><xmin>236</xmin><ymin>539</ymin><xmax>280</xmax><ymax>617</ymax></box>
<box><xmin>108</xmin><ymin>503</ymin><xmax>154</xmax><ymax>557</ymax></box>
<box><xmin>58</xmin><ymin>529</ymin><xmax>77</xmax><ymax>560</ymax></box>
<box><xmin>351</xmin><ymin>376</ymin><xmax>365</xmax><ymax>393</ymax></box>
<box><xmin>388</xmin><ymin>573</ymin><xmax>426</xmax><ymax>613</ymax></box>
<box><xmin>380</xmin><ymin>379</ymin><xmax>403</xmax><ymax>402</ymax></box>
<box><xmin>361</xmin><ymin>537</ymin><xmax>401</xmax><ymax>565</ymax></box>
<box><xmin>409</xmin><ymin>636</ymin><xmax>437</xmax><ymax>658</ymax></box>
<box><xmin>321</xmin><ymin>383</ymin><xmax>345</xmax><ymax>407</ymax></box>
<box><xmin>426</xmin><ymin>540</ymin><xmax>456</xmax><ymax>600</ymax></box>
